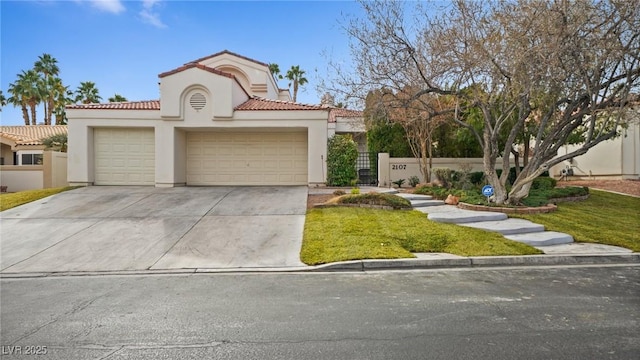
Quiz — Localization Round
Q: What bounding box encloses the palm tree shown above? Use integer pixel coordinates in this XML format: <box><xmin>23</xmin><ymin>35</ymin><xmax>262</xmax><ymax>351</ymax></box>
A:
<box><xmin>9</xmin><ymin>70</ymin><xmax>42</xmax><ymax>125</ymax></box>
<box><xmin>108</xmin><ymin>94</ymin><xmax>128</xmax><ymax>102</ymax></box>
<box><xmin>42</xmin><ymin>133</ymin><xmax>68</xmax><ymax>152</ymax></box>
<box><xmin>284</xmin><ymin>65</ymin><xmax>308</xmax><ymax>102</ymax></box>
<box><xmin>7</xmin><ymin>80</ymin><xmax>30</xmax><ymax>124</ymax></box>
<box><xmin>34</xmin><ymin>54</ymin><xmax>60</xmax><ymax>125</ymax></box>
<box><xmin>75</xmin><ymin>81</ymin><xmax>102</xmax><ymax>104</ymax></box>
<box><xmin>268</xmin><ymin>63</ymin><xmax>283</xmax><ymax>80</ymax></box>
<box><xmin>52</xmin><ymin>78</ymin><xmax>73</xmax><ymax>125</ymax></box>
<box><xmin>0</xmin><ymin>90</ymin><xmax>6</xmax><ymax>111</ymax></box>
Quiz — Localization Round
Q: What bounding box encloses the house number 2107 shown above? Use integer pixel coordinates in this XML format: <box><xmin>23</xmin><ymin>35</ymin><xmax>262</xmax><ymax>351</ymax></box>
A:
<box><xmin>391</xmin><ymin>164</ymin><xmax>407</xmax><ymax>170</ymax></box>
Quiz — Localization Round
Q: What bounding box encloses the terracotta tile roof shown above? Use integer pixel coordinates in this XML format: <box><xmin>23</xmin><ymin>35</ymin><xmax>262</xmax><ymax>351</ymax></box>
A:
<box><xmin>235</xmin><ymin>96</ymin><xmax>327</xmax><ymax>111</ymax></box>
<box><xmin>328</xmin><ymin>107</ymin><xmax>364</xmax><ymax>123</ymax></box>
<box><xmin>190</xmin><ymin>50</ymin><xmax>269</xmax><ymax>67</ymax></box>
<box><xmin>0</xmin><ymin>125</ymin><xmax>68</xmax><ymax>146</ymax></box>
<box><xmin>158</xmin><ymin>63</ymin><xmax>235</xmax><ymax>79</ymax></box>
<box><xmin>67</xmin><ymin>100</ymin><xmax>161</xmax><ymax>110</ymax></box>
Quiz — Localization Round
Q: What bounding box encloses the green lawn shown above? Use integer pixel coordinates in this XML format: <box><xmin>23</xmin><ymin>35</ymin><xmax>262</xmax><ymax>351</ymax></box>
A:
<box><xmin>0</xmin><ymin>186</ymin><xmax>77</xmax><ymax>212</ymax></box>
<box><xmin>301</xmin><ymin>207</ymin><xmax>541</xmax><ymax>265</ymax></box>
<box><xmin>513</xmin><ymin>190</ymin><xmax>640</xmax><ymax>251</ymax></box>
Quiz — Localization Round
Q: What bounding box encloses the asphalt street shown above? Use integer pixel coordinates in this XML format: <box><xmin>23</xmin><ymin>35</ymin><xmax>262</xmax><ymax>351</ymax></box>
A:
<box><xmin>1</xmin><ymin>265</ymin><xmax>639</xmax><ymax>359</ymax></box>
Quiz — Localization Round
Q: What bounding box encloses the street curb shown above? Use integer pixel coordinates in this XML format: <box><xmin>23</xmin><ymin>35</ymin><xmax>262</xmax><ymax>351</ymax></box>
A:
<box><xmin>307</xmin><ymin>253</ymin><xmax>640</xmax><ymax>272</ymax></box>
<box><xmin>1</xmin><ymin>254</ymin><xmax>638</xmax><ymax>278</ymax></box>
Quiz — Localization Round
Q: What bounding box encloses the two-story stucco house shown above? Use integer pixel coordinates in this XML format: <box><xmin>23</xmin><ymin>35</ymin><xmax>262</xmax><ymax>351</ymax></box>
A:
<box><xmin>67</xmin><ymin>50</ymin><xmax>364</xmax><ymax>187</ymax></box>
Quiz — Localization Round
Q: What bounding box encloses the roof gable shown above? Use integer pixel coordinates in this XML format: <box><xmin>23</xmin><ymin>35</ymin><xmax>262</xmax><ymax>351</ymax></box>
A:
<box><xmin>189</xmin><ymin>50</ymin><xmax>269</xmax><ymax>68</ymax></box>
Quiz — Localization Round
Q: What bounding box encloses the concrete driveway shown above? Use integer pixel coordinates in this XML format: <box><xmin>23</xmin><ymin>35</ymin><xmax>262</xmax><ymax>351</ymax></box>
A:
<box><xmin>0</xmin><ymin>186</ymin><xmax>308</xmax><ymax>273</ymax></box>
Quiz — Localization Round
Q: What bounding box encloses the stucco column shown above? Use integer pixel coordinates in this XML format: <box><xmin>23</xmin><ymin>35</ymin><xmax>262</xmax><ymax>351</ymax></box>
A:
<box><xmin>67</xmin><ymin>123</ymin><xmax>93</xmax><ymax>186</ymax></box>
<box><xmin>378</xmin><ymin>153</ymin><xmax>390</xmax><ymax>188</ymax></box>
<box><xmin>155</xmin><ymin>124</ymin><xmax>185</xmax><ymax>187</ymax></box>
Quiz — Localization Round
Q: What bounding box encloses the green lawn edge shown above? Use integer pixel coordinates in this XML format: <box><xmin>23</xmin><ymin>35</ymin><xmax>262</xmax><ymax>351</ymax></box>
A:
<box><xmin>0</xmin><ymin>186</ymin><xmax>79</xmax><ymax>212</ymax></box>
<box><xmin>301</xmin><ymin>207</ymin><xmax>541</xmax><ymax>265</ymax></box>
<box><xmin>512</xmin><ymin>190</ymin><xmax>640</xmax><ymax>252</ymax></box>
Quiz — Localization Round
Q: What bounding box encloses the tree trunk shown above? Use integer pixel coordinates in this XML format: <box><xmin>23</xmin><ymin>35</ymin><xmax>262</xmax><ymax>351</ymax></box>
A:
<box><xmin>21</xmin><ymin>106</ymin><xmax>29</xmax><ymax>125</ymax></box>
<box><xmin>420</xmin><ymin>138</ymin><xmax>430</xmax><ymax>183</ymax></box>
<box><xmin>483</xmin><ymin>128</ymin><xmax>508</xmax><ymax>204</ymax></box>
<box><xmin>46</xmin><ymin>99</ymin><xmax>54</xmax><ymax>125</ymax></box>
<box><xmin>30</xmin><ymin>104</ymin><xmax>37</xmax><ymax>125</ymax></box>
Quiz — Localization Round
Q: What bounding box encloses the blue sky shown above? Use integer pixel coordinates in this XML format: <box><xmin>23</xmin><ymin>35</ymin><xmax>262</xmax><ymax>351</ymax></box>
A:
<box><xmin>1</xmin><ymin>0</ymin><xmax>365</xmax><ymax>125</ymax></box>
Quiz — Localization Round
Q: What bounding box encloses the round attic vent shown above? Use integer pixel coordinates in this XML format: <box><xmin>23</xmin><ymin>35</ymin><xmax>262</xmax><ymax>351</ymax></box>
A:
<box><xmin>189</xmin><ymin>93</ymin><xmax>206</xmax><ymax>111</ymax></box>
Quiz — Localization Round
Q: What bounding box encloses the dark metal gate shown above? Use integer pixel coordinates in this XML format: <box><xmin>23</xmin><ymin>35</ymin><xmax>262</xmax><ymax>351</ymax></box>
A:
<box><xmin>356</xmin><ymin>152</ymin><xmax>378</xmax><ymax>186</ymax></box>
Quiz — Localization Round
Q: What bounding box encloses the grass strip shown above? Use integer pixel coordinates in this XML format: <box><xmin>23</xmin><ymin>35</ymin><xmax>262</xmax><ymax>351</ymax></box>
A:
<box><xmin>0</xmin><ymin>186</ymin><xmax>78</xmax><ymax>212</ymax></box>
<box><xmin>513</xmin><ymin>190</ymin><xmax>640</xmax><ymax>251</ymax></box>
<box><xmin>301</xmin><ymin>207</ymin><xmax>541</xmax><ymax>265</ymax></box>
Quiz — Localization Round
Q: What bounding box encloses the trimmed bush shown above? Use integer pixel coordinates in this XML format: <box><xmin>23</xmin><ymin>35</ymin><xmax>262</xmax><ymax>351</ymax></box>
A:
<box><xmin>327</xmin><ymin>134</ymin><xmax>358</xmax><ymax>186</ymax></box>
<box><xmin>336</xmin><ymin>193</ymin><xmax>412</xmax><ymax>209</ymax></box>
<box><xmin>531</xmin><ymin>176</ymin><xmax>557</xmax><ymax>190</ymax></box>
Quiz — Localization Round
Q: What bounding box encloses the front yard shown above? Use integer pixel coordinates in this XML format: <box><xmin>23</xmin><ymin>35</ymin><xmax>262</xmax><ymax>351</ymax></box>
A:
<box><xmin>301</xmin><ymin>189</ymin><xmax>640</xmax><ymax>265</ymax></box>
<box><xmin>301</xmin><ymin>207</ymin><xmax>541</xmax><ymax>265</ymax></box>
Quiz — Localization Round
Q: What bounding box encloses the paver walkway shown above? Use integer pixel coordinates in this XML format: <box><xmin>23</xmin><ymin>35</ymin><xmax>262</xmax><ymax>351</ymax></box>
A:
<box><xmin>392</xmin><ymin>192</ymin><xmax>575</xmax><ymax>248</ymax></box>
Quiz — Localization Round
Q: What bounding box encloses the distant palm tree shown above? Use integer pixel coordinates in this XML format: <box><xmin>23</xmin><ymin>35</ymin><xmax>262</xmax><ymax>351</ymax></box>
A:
<box><xmin>9</xmin><ymin>70</ymin><xmax>42</xmax><ymax>125</ymax></box>
<box><xmin>7</xmin><ymin>79</ymin><xmax>30</xmax><ymax>124</ymax></box>
<box><xmin>52</xmin><ymin>78</ymin><xmax>73</xmax><ymax>125</ymax></box>
<box><xmin>108</xmin><ymin>94</ymin><xmax>128</xmax><ymax>102</ymax></box>
<box><xmin>34</xmin><ymin>53</ymin><xmax>60</xmax><ymax>125</ymax></box>
<box><xmin>0</xmin><ymin>90</ymin><xmax>6</xmax><ymax>111</ymax></box>
<box><xmin>75</xmin><ymin>81</ymin><xmax>102</xmax><ymax>104</ymax></box>
<box><xmin>285</xmin><ymin>65</ymin><xmax>308</xmax><ymax>102</ymax></box>
<box><xmin>268</xmin><ymin>63</ymin><xmax>283</xmax><ymax>80</ymax></box>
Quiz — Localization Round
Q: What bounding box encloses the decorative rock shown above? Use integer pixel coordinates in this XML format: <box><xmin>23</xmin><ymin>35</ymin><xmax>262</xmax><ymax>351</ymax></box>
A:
<box><xmin>444</xmin><ymin>194</ymin><xmax>460</xmax><ymax>205</ymax></box>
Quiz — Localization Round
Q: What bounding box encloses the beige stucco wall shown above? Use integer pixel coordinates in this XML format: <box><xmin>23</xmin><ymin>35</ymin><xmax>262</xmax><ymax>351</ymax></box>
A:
<box><xmin>549</xmin><ymin>122</ymin><xmax>640</xmax><ymax>180</ymax></box>
<box><xmin>43</xmin><ymin>151</ymin><xmax>68</xmax><ymax>188</ymax></box>
<box><xmin>0</xmin><ymin>166</ymin><xmax>43</xmax><ymax>192</ymax></box>
<box><xmin>160</xmin><ymin>68</ymin><xmax>244</xmax><ymax>119</ymax></box>
<box><xmin>198</xmin><ymin>53</ymin><xmax>280</xmax><ymax>99</ymax></box>
<box><xmin>1</xmin><ymin>143</ymin><xmax>14</xmax><ymax>165</ymax></box>
<box><xmin>67</xmin><ymin>108</ymin><xmax>329</xmax><ymax>187</ymax></box>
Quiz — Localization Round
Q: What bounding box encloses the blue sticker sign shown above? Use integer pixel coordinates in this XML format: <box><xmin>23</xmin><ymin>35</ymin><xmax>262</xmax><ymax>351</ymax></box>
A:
<box><xmin>482</xmin><ymin>185</ymin><xmax>494</xmax><ymax>197</ymax></box>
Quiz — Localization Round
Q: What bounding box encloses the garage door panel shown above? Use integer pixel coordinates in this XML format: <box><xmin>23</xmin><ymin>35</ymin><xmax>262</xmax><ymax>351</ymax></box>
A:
<box><xmin>94</xmin><ymin>128</ymin><xmax>155</xmax><ymax>186</ymax></box>
<box><xmin>187</xmin><ymin>131</ymin><xmax>307</xmax><ymax>185</ymax></box>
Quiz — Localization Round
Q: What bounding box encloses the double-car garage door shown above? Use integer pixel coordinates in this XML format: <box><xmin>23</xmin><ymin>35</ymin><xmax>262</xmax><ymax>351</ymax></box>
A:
<box><xmin>186</xmin><ymin>131</ymin><xmax>308</xmax><ymax>185</ymax></box>
<box><xmin>93</xmin><ymin>128</ymin><xmax>308</xmax><ymax>186</ymax></box>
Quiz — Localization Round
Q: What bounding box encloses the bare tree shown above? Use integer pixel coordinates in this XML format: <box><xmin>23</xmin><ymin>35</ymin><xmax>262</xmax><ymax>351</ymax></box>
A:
<box><xmin>325</xmin><ymin>0</ymin><xmax>640</xmax><ymax>205</ymax></box>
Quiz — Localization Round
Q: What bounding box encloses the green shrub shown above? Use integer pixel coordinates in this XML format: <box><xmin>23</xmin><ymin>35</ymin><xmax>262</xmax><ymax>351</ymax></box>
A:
<box><xmin>531</xmin><ymin>176</ymin><xmax>557</xmax><ymax>190</ymax></box>
<box><xmin>392</xmin><ymin>179</ymin><xmax>405</xmax><ymax>188</ymax></box>
<box><xmin>469</xmin><ymin>171</ymin><xmax>485</xmax><ymax>185</ymax></box>
<box><xmin>336</xmin><ymin>193</ymin><xmax>412</xmax><ymax>209</ymax></box>
<box><xmin>351</xmin><ymin>187</ymin><xmax>361</xmax><ymax>195</ymax></box>
<box><xmin>432</xmin><ymin>168</ymin><xmax>453</xmax><ymax>189</ymax></box>
<box><xmin>327</xmin><ymin>134</ymin><xmax>358</xmax><ymax>186</ymax></box>
<box><xmin>408</xmin><ymin>176</ymin><xmax>420</xmax><ymax>187</ymax></box>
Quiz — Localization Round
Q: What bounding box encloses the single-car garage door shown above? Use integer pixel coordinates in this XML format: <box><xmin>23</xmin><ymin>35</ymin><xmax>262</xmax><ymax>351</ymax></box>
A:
<box><xmin>187</xmin><ymin>130</ymin><xmax>307</xmax><ymax>185</ymax></box>
<box><xmin>94</xmin><ymin>128</ymin><xmax>155</xmax><ymax>185</ymax></box>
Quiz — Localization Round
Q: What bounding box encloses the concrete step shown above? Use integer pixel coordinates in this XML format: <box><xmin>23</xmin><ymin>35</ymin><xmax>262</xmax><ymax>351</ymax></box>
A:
<box><xmin>427</xmin><ymin>210</ymin><xmax>508</xmax><ymax>224</ymax></box>
<box><xmin>460</xmin><ymin>218</ymin><xmax>545</xmax><ymax>235</ymax></box>
<box><xmin>396</xmin><ymin>193</ymin><xmax>433</xmax><ymax>201</ymax></box>
<box><xmin>505</xmin><ymin>231</ymin><xmax>574</xmax><ymax>246</ymax></box>
<box><xmin>411</xmin><ymin>200</ymin><xmax>445</xmax><ymax>207</ymax></box>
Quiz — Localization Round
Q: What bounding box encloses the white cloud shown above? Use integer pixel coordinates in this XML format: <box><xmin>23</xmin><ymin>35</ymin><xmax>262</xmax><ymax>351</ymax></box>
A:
<box><xmin>84</xmin><ymin>0</ymin><xmax>126</xmax><ymax>14</ymax></box>
<box><xmin>140</xmin><ymin>0</ymin><xmax>166</xmax><ymax>28</ymax></box>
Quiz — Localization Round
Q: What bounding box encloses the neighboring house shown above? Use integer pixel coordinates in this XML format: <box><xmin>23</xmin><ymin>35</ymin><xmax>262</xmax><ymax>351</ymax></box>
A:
<box><xmin>0</xmin><ymin>125</ymin><xmax>67</xmax><ymax>165</ymax></box>
<box><xmin>0</xmin><ymin>125</ymin><xmax>69</xmax><ymax>192</ymax></box>
<box><xmin>67</xmin><ymin>50</ymin><xmax>365</xmax><ymax>187</ymax></box>
<box><xmin>549</xmin><ymin>102</ymin><xmax>640</xmax><ymax>181</ymax></box>
<box><xmin>549</xmin><ymin>120</ymin><xmax>640</xmax><ymax>180</ymax></box>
